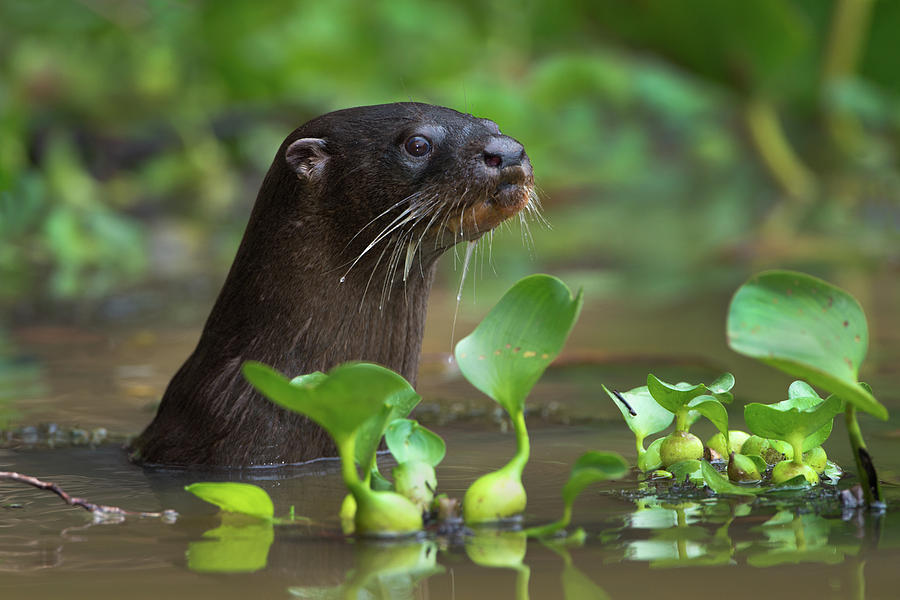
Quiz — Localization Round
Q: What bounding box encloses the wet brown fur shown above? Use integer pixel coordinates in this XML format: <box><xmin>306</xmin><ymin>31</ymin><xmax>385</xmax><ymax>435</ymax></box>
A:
<box><xmin>130</xmin><ymin>103</ymin><xmax>532</xmax><ymax>467</ymax></box>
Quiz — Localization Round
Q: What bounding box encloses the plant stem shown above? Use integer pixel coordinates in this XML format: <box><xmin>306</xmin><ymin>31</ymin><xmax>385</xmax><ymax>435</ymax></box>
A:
<box><xmin>675</xmin><ymin>410</ymin><xmax>689</xmax><ymax>433</ymax></box>
<box><xmin>515</xmin><ymin>565</ymin><xmax>531</xmax><ymax>600</ymax></box>
<box><xmin>789</xmin><ymin>437</ymin><xmax>804</xmax><ymax>466</ymax></box>
<box><xmin>509</xmin><ymin>409</ymin><xmax>531</xmax><ymax>475</ymax></box>
<box><xmin>635</xmin><ymin>434</ymin><xmax>645</xmax><ymax>458</ymax></box>
<box><xmin>845</xmin><ymin>405</ymin><xmax>883</xmax><ymax>506</ymax></box>
<box><xmin>338</xmin><ymin>438</ymin><xmax>365</xmax><ymax>498</ymax></box>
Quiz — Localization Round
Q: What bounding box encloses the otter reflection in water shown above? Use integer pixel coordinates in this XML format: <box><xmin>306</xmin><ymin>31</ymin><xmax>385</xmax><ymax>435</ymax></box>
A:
<box><xmin>131</xmin><ymin>103</ymin><xmax>535</xmax><ymax>467</ymax></box>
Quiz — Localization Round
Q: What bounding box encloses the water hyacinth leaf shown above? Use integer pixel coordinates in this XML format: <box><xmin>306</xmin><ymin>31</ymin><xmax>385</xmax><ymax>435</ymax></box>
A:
<box><xmin>602</xmin><ymin>384</ymin><xmax>674</xmax><ymax>451</ymax></box>
<box><xmin>290</xmin><ymin>371</ymin><xmax>327</xmax><ymax>386</ymax></box>
<box><xmin>668</xmin><ymin>459</ymin><xmax>702</xmax><ymax>483</ymax></box>
<box><xmin>646</xmin><ymin>374</ymin><xmax>734</xmax><ymax>415</ymax></box>
<box><xmin>700</xmin><ymin>460</ymin><xmax>758</xmax><ymax>497</ymax></box>
<box><xmin>185</xmin><ymin>482</ymin><xmax>274</xmax><ymax>520</ymax></box>
<box><xmin>744</xmin><ymin>395</ymin><xmax>843</xmax><ymax>452</ymax></box>
<box><xmin>707</xmin><ymin>372</ymin><xmax>735</xmax><ymax>394</ymax></box>
<box><xmin>385</xmin><ymin>419</ymin><xmax>446</xmax><ymax>467</ymax></box>
<box><xmin>561</xmin><ymin>451</ymin><xmax>629</xmax><ymax>502</ymax></box>
<box><xmin>353</xmin><ymin>405</ymin><xmax>400</xmax><ymax>473</ymax></box>
<box><xmin>242</xmin><ymin>361</ymin><xmax>419</xmax><ymax>444</ymax></box>
<box><xmin>727</xmin><ymin>270</ymin><xmax>887</xmax><ymax>420</ymax></box>
<box><xmin>638</xmin><ymin>437</ymin><xmax>664</xmax><ymax>472</ymax></box>
<box><xmin>787</xmin><ymin>380</ymin><xmax>821</xmax><ymax>402</ymax></box>
<box><xmin>455</xmin><ymin>274</ymin><xmax>583</xmax><ymax>414</ymax></box>
<box><xmin>354</xmin><ymin>384</ymin><xmax>421</xmax><ymax>471</ymax></box>
<box><xmin>687</xmin><ymin>395</ymin><xmax>729</xmax><ymax>438</ymax></box>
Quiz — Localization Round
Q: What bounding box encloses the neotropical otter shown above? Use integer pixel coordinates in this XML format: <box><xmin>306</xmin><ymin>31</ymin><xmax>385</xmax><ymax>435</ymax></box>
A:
<box><xmin>130</xmin><ymin>103</ymin><xmax>534</xmax><ymax>467</ymax></box>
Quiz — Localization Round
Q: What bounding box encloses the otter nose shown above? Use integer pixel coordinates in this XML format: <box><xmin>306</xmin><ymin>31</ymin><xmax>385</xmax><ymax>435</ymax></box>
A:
<box><xmin>483</xmin><ymin>137</ymin><xmax>525</xmax><ymax>169</ymax></box>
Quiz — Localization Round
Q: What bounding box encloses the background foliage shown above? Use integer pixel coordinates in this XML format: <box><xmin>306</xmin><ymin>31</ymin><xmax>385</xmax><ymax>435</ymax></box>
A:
<box><xmin>1</xmin><ymin>0</ymin><xmax>898</xmax><ymax>319</ymax></box>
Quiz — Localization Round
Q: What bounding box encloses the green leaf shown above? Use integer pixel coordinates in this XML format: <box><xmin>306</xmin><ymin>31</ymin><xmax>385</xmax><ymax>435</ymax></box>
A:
<box><xmin>744</xmin><ymin>395</ymin><xmax>843</xmax><ymax>451</ymax></box>
<box><xmin>526</xmin><ymin>452</ymin><xmax>629</xmax><ymax>538</ymax></box>
<box><xmin>290</xmin><ymin>371</ymin><xmax>327</xmax><ymax>386</ymax></box>
<box><xmin>561</xmin><ymin>451</ymin><xmax>630</xmax><ymax>502</ymax></box>
<box><xmin>602</xmin><ymin>384</ymin><xmax>674</xmax><ymax>450</ymax></box>
<box><xmin>242</xmin><ymin>361</ymin><xmax>419</xmax><ymax>445</ymax></box>
<box><xmin>707</xmin><ymin>372</ymin><xmax>735</xmax><ymax>394</ymax></box>
<box><xmin>668</xmin><ymin>459</ymin><xmax>702</xmax><ymax>483</ymax></box>
<box><xmin>385</xmin><ymin>419</ymin><xmax>446</xmax><ymax>467</ymax></box>
<box><xmin>787</xmin><ymin>380</ymin><xmax>821</xmax><ymax>402</ymax></box>
<box><xmin>638</xmin><ymin>437</ymin><xmax>665</xmax><ymax>472</ymax></box>
<box><xmin>727</xmin><ymin>270</ymin><xmax>887</xmax><ymax>420</ymax></box>
<box><xmin>646</xmin><ymin>373</ymin><xmax>734</xmax><ymax>414</ymax></box>
<box><xmin>353</xmin><ymin>385</ymin><xmax>420</xmax><ymax>472</ymax></box>
<box><xmin>700</xmin><ymin>460</ymin><xmax>758</xmax><ymax>497</ymax></box>
<box><xmin>687</xmin><ymin>395</ymin><xmax>729</xmax><ymax>438</ymax></box>
<box><xmin>185</xmin><ymin>482</ymin><xmax>274</xmax><ymax>520</ymax></box>
<box><xmin>455</xmin><ymin>274</ymin><xmax>583</xmax><ymax>414</ymax></box>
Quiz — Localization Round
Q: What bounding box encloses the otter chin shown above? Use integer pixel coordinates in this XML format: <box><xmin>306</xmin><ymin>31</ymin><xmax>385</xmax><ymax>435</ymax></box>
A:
<box><xmin>130</xmin><ymin>102</ymin><xmax>534</xmax><ymax>467</ymax></box>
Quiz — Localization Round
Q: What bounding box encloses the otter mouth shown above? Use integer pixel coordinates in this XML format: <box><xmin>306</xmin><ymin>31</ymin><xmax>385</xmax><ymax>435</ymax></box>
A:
<box><xmin>446</xmin><ymin>167</ymin><xmax>533</xmax><ymax>240</ymax></box>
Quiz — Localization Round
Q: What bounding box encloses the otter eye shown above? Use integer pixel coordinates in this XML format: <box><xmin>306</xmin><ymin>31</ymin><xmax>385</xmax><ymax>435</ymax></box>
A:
<box><xmin>404</xmin><ymin>135</ymin><xmax>432</xmax><ymax>157</ymax></box>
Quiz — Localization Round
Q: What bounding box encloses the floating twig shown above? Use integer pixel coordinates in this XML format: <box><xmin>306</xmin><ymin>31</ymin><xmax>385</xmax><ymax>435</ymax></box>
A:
<box><xmin>0</xmin><ymin>471</ymin><xmax>177</xmax><ymax>521</ymax></box>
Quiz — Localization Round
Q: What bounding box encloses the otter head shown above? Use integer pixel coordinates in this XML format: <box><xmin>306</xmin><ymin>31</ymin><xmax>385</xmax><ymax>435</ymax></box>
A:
<box><xmin>278</xmin><ymin>103</ymin><xmax>535</xmax><ymax>287</ymax></box>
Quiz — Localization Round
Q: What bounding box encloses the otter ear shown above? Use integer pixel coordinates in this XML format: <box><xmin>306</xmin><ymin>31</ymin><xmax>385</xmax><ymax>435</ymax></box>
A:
<box><xmin>285</xmin><ymin>138</ymin><xmax>329</xmax><ymax>182</ymax></box>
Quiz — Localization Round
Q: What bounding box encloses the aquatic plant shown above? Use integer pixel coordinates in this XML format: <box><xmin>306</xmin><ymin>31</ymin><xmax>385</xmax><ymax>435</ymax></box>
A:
<box><xmin>610</xmin><ymin>374</ymin><xmax>733</xmax><ymax>472</ymax></box>
<box><xmin>385</xmin><ymin>418</ymin><xmax>446</xmax><ymax>513</ymax></box>
<box><xmin>727</xmin><ymin>270</ymin><xmax>889</xmax><ymax>504</ymax></box>
<box><xmin>744</xmin><ymin>390</ymin><xmax>843</xmax><ymax>484</ymax></box>
<box><xmin>455</xmin><ymin>274</ymin><xmax>583</xmax><ymax>524</ymax></box>
<box><xmin>242</xmin><ymin>361</ymin><xmax>423</xmax><ymax>536</ymax></box>
<box><xmin>525</xmin><ymin>451</ymin><xmax>629</xmax><ymax>538</ymax></box>
<box><xmin>603</xmin><ymin>384</ymin><xmax>673</xmax><ymax>465</ymax></box>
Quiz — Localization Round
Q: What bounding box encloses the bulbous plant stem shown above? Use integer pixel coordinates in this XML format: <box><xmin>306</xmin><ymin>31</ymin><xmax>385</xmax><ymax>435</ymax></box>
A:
<box><xmin>846</xmin><ymin>405</ymin><xmax>883</xmax><ymax>506</ymax></box>
<box><xmin>463</xmin><ymin>409</ymin><xmax>530</xmax><ymax>524</ymax></box>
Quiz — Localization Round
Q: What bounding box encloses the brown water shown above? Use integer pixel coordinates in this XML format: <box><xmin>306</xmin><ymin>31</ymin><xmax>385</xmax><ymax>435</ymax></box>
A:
<box><xmin>1</xmin><ymin>270</ymin><xmax>899</xmax><ymax>599</ymax></box>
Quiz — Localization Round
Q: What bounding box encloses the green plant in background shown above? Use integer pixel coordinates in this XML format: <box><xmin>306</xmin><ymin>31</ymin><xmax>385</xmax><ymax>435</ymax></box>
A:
<box><xmin>242</xmin><ymin>361</ymin><xmax>423</xmax><ymax>536</ymax></box>
<box><xmin>727</xmin><ymin>270</ymin><xmax>889</xmax><ymax>504</ymax></box>
<box><xmin>455</xmin><ymin>274</ymin><xmax>583</xmax><ymax>524</ymax></box>
<box><xmin>4</xmin><ymin>1</ymin><xmax>898</xmax><ymax>315</ymax></box>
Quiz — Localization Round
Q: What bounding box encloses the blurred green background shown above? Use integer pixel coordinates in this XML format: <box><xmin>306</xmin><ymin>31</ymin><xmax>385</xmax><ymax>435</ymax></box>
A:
<box><xmin>1</xmin><ymin>0</ymin><xmax>898</xmax><ymax>322</ymax></box>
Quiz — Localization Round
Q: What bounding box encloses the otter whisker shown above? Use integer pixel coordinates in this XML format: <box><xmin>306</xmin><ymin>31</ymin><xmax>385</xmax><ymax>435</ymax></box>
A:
<box><xmin>344</xmin><ymin>191</ymin><xmax>425</xmax><ymax>251</ymax></box>
<box><xmin>518</xmin><ymin>212</ymin><xmax>537</xmax><ymax>259</ymax></box>
<box><xmin>401</xmin><ymin>200</ymin><xmax>442</xmax><ymax>282</ymax></box>
<box><xmin>341</xmin><ymin>198</ymin><xmax>435</xmax><ymax>279</ymax></box>
<box><xmin>411</xmin><ymin>198</ymin><xmax>451</xmax><ymax>278</ymax></box>
<box><xmin>359</xmin><ymin>235</ymin><xmax>394</xmax><ymax>311</ymax></box>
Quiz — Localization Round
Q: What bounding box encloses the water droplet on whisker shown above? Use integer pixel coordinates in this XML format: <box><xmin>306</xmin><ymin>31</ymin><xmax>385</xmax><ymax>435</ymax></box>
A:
<box><xmin>339</xmin><ymin>276</ymin><xmax>346</xmax><ymax>283</ymax></box>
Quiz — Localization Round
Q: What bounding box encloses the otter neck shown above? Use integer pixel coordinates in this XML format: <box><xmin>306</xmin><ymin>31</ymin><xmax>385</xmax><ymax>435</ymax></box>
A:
<box><xmin>200</xmin><ymin>204</ymin><xmax>441</xmax><ymax>386</ymax></box>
